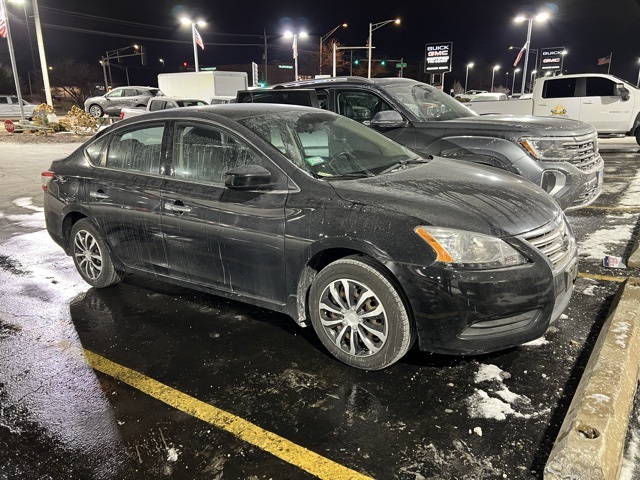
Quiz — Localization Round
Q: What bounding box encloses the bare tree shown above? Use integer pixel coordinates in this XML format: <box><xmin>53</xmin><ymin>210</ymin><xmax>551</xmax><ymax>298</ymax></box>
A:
<box><xmin>48</xmin><ymin>58</ymin><xmax>101</xmax><ymax>107</ymax></box>
<box><xmin>0</xmin><ymin>62</ymin><xmax>25</xmax><ymax>94</ymax></box>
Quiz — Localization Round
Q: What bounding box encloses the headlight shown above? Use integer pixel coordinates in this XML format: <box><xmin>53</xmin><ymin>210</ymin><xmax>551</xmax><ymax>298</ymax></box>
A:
<box><xmin>520</xmin><ymin>138</ymin><xmax>575</xmax><ymax>161</ymax></box>
<box><xmin>415</xmin><ymin>227</ymin><xmax>528</xmax><ymax>269</ymax></box>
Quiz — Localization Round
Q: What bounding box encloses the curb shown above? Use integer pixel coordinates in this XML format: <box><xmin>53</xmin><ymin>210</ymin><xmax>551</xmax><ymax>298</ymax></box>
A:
<box><xmin>545</xmin><ymin>278</ymin><xmax>640</xmax><ymax>479</ymax></box>
<box><xmin>629</xmin><ymin>238</ymin><xmax>640</xmax><ymax>269</ymax></box>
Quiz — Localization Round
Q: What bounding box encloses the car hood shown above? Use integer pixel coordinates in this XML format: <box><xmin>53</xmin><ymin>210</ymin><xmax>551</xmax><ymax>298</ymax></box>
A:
<box><xmin>330</xmin><ymin>157</ymin><xmax>562</xmax><ymax>237</ymax></box>
<box><xmin>437</xmin><ymin>113</ymin><xmax>596</xmax><ymax>136</ymax></box>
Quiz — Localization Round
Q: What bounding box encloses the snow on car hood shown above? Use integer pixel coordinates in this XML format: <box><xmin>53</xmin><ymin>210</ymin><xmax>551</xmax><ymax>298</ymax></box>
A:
<box><xmin>330</xmin><ymin>157</ymin><xmax>562</xmax><ymax>238</ymax></box>
<box><xmin>439</xmin><ymin>114</ymin><xmax>597</xmax><ymax>136</ymax></box>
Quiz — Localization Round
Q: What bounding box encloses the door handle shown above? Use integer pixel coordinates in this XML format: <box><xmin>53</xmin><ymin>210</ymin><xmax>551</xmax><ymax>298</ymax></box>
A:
<box><xmin>165</xmin><ymin>203</ymin><xmax>192</xmax><ymax>213</ymax></box>
<box><xmin>90</xmin><ymin>190</ymin><xmax>109</xmax><ymax>199</ymax></box>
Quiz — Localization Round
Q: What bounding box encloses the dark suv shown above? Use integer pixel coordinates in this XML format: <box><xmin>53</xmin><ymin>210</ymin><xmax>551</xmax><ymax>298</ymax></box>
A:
<box><xmin>244</xmin><ymin>77</ymin><xmax>604</xmax><ymax>210</ymax></box>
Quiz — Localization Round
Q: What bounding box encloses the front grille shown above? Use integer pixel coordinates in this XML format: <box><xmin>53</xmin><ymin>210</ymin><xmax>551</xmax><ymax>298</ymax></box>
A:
<box><xmin>522</xmin><ymin>217</ymin><xmax>575</xmax><ymax>270</ymax></box>
<box><xmin>562</xmin><ymin>132</ymin><xmax>602</xmax><ymax>172</ymax></box>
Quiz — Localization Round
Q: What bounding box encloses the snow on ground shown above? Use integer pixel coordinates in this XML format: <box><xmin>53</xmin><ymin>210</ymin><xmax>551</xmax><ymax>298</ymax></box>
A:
<box><xmin>578</xmin><ymin>168</ymin><xmax>640</xmax><ymax>261</ymax></box>
<box><xmin>467</xmin><ymin>363</ymin><xmax>550</xmax><ymax>421</ymax></box>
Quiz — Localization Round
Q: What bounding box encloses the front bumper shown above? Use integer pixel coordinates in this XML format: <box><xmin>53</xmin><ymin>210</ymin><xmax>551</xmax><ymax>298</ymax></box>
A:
<box><xmin>388</xmin><ymin>230</ymin><xmax>578</xmax><ymax>355</ymax></box>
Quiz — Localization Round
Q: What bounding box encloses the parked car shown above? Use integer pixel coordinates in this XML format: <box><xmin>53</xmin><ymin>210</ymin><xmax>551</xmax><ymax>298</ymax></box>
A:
<box><xmin>469</xmin><ymin>92</ymin><xmax>508</xmax><ymax>101</ymax></box>
<box><xmin>120</xmin><ymin>96</ymin><xmax>208</xmax><ymax>119</ymax></box>
<box><xmin>0</xmin><ymin>94</ymin><xmax>37</xmax><ymax>120</ymax></box>
<box><xmin>454</xmin><ymin>89</ymin><xmax>487</xmax><ymax>101</ymax></box>
<box><xmin>249</xmin><ymin>77</ymin><xmax>604</xmax><ymax>211</ymax></box>
<box><xmin>42</xmin><ymin>104</ymin><xmax>577</xmax><ymax>370</ymax></box>
<box><xmin>84</xmin><ymin>86</ymin><xmax>161</xmax><ymax>117</ymax></box>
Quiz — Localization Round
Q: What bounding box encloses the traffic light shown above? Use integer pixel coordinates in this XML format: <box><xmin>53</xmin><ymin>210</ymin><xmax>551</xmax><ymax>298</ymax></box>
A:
<box><xmin>183</xmin><ymin>62</ymin><xmax>188</xmax><ymax>67</ymax></box>
<box><xmin>140</xmin><ymin>45</ymin><xmax>147</xmax><ymax>65</ymax></box>
<box><xmin>381</xmin><ymin>60</ymin><xmax>386</xmax><ymax>66</ymax></box>
<box><xmin>354</xmin><ymin>59</ymin><xmax>359</xmax><ymax>65</ymax></box>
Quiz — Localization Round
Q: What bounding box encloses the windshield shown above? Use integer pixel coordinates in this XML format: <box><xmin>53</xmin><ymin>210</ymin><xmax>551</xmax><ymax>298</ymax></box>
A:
<box><xmin>382</xmin><ymin>81</ymin><xmax>477</xmax><ymax>122</ymax></box>
<box><xmin>239</xmin><ymin>110</ymin><xmax>426</xmax><ymax>179</ymax></box>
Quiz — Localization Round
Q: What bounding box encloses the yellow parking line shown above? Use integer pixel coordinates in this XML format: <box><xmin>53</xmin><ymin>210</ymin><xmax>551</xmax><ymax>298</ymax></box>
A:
<box><xmin>84</xmin><ymin>350</ymin><xmax>373</xmax><ymax>480</ymax></box>
<box><xmin>578</xmin><ymin>272</ymin><xmax>627</xmax><ymax>283</ymax></box>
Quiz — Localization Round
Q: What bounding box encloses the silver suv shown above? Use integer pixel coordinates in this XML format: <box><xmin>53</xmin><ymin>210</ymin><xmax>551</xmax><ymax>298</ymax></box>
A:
<box><xmin>84</xmin><ymin>86</ymin><xmax>161</xmax><ymax>117</ymax></box>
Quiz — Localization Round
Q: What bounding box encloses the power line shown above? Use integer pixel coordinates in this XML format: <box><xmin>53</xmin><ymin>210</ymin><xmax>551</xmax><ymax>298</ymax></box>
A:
<box><xmin>38</xmin><ymin>6</ymin><xmax>265</xmax><ymax>38</ymax></box>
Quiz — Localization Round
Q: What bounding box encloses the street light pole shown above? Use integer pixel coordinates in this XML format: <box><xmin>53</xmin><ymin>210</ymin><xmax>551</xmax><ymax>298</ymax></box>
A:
<box><xmin>491</xmin><ymin>65</ymin><xmax>500</xmax><ymax>92</ymax></box>
<box><xmin>367</xmin><ymin>18</ymin><xmax>400</xmax><ymax>79</ymax></box>
<box><xmin>319</xmin><ymin>23</ymin><xmax>347</xmax><ymax>75</ymax></box>
<box><xmin>285</xmin><ymin>31</ymin><xmax>307</xmax><ymax>81</ymax></box>
<box><xmin>181</xmin><ymin>17</ymin><xmax>205</xmax><ymax>72</ymax></box>
<box><xmin>32</xmin><ymin>0</ymin><xmax>52</xmax><ymax>106</ymax></box>
<box><xmin>0</xmin><ymin>0</ymin><xmax>25</xmax><ymax>120</ymax></box>
<box><xmin>512</xmin><ymin>68</ymin><xmax>520</xmax><ymax>95</ymax></box>
<box><xmin>515</xmin><ymin>12</ymin><xmax>549</xmax><ymax>94</ymax></box>
<box><xmin>465</xmin><ymin>62</ymin><xmax>474</xmax><ymax>92</ymax></box>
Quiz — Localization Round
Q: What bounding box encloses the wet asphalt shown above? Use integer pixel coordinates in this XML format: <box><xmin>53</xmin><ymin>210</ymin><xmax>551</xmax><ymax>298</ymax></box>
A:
<box><xmin>0</xmin><ymin>140</ymin><xmax>639</xmax><ymax>479</ymax></box>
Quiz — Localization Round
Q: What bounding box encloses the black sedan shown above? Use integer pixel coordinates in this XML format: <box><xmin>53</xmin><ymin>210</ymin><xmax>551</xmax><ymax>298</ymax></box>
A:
<box><xmin>42</xmin><ymin>104</ymin><xmax>578</xmax><ymax>370</ymax></box>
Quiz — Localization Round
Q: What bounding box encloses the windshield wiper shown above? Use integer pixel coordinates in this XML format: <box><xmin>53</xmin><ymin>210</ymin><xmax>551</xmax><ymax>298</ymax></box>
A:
<box><xmin>379</xmin><ymin>156</ymin><xmax>431</xmax><ymax>175</ymax></box>
<box><xmin>321</xmin><ymin>172</ymin><xmax>374</xmax><ymax>180</ymax></box>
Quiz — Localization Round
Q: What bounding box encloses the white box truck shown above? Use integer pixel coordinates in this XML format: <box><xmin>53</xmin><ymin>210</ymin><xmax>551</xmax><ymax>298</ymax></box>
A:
<box><xmin>465</xmin><ymin>73</ymin><xmax>640</xmax><ymax>145</ymax></box>
<box><xmin>157</xmin><ymin>71</ymin><xmax>249</xmax><ymax>104</ymax></box>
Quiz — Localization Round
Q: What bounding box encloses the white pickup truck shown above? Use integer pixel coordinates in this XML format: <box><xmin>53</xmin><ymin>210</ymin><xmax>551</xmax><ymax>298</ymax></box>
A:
<box><xmin>466</xmin><ymin>73</ymin><xmax>640</xmax><ymax>145</ymax></box>
<box><xmin>120</xmin><ymin>96</ymin><xmax>208</xmax><ymax>119</ymax></box>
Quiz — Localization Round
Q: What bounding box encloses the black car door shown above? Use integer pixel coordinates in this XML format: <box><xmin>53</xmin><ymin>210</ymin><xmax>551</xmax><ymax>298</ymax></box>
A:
<box><xmin>85</xmin><ymin>122</ymin><xmax>168</xmax><ymax>274</ymax></box>
<box><xmin>162</xmin><ymin>120</ymin><xmax>289</xmax><ymax>303</ymax></box>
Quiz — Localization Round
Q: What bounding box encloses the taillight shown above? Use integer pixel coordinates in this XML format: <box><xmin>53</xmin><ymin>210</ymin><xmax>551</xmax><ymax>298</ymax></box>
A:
<box><xmin>41</xmin><ymin>171</ymin><xmax>55</xmax><ymax>191</ymax></box>
<box><xmin>120</xmin><ymin>111</ymin><xmax>125</xmax><ymax>119</ymax></box>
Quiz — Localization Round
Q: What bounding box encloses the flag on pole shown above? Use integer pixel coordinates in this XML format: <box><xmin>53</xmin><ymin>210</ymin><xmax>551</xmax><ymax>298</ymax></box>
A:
<box><xmin>597</xmin><ymin>53</ymin><xmax>611</xmax><ymax>65</ymax></box>
<box><xmin>194</xmin><ymin>27</ymin><xmax>204</xmax><ymax>50</ymax></box>
<box><xmin>292</xmin><ymin>35</ymin><xmax>298</xmax><ymax>59</ymax></box>
<box><xmin>0</xmin><ymin>2</ymin><xmax>8</xmax><ymax>39</ymax></box>
<box><xmin>513</xmin><ymin>41</ymin><xmax>529</xmax><ymax>67</ymax></box>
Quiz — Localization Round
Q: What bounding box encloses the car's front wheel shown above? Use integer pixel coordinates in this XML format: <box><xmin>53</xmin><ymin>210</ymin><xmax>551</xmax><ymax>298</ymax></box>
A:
<box><xmin>88</xmin><ymin>104</ymin><xmax>103</xmax><ymax>117</ymax></box>
<box><xmin>308</xmin><ymin>256</ymin><xmax>415</xmax><ymax>370</ymax></box>
<box><xmin>70</xmin><ymin>219</ymin><xmax>124</xmax><ymax>288</ymax></box>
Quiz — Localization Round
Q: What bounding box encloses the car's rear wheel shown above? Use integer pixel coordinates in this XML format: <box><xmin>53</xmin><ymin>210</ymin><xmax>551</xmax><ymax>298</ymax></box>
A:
<box><xmin>88</xmin><ymin>104</ymin><xmax>103</xmax><ymax>117</ymax></box>
<box><xmin>635</xmin><ymin>128</ymin><xmax>640</xmax><ymax>146</ymax></box>
<box><xmin>308</xmin><ymin>256</ymin><xmax>415</xmax><ymax>370</ymax></box>
<box><xmin>70</xmin><ymin>219</ymin><xmax>124</xmax><ymax>288</ymax></box>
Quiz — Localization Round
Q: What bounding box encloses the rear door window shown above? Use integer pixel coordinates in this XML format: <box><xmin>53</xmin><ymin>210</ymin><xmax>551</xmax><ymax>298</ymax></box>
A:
<box><xmin>106</xmin><ymin>124</ymin><xmax>165</xmax><ymax>173</ymax></box>
<box><xmin>542</xmin><ymin>78</ymin><xmax>578</xmax><ymax>98</ymax></box>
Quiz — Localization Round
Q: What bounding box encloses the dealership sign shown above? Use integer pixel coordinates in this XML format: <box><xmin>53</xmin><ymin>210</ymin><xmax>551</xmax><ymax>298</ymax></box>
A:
<box><xmin>425</xmin><ymin>42</ymin><xmax>453</xmax><ymax>73</ymax></box>
<box><xmin>541</xmin><ymin>47</ymin><xmax>565</xmax><ymax>71</ymax></box>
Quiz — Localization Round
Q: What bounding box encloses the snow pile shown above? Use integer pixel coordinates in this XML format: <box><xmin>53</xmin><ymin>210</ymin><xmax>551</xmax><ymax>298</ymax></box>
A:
<box><xmin>466</xmin><ymin>363</ymin><xmax>550</xmax><ymax>420</ymax></box>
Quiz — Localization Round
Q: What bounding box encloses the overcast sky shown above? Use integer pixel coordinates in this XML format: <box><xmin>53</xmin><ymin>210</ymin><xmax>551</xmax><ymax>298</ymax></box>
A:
<box><xmin>1</xmin><ymin>0</ymin><xmax>639</xmax><ymax>89</ymax></box>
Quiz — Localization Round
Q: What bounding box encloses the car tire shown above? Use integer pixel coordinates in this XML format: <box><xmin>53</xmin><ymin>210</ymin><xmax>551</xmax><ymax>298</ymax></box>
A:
<box><xmin>88</xmin><ymin>104</ymin><xmax>103</xmax><ymax>117</ymax></box>
<box><xmin>308</xmin><ymin>255</ymin><xmax>415</xmax><ymax>370</ymax></box>
<box><xmin>70</xmin><ymin>219</ymin><xmax>124</xmax><ymax>288</ymax></box>
<box><xmin>635</xmin><ymin>128</ymin><xmax>640</xmax><ymax>147</ymax></box>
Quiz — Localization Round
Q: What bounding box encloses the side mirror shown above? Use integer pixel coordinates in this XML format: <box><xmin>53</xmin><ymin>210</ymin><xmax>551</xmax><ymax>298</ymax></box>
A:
<box><xmin>616</xmin><ymin>83</ymin><xmax>630</xmax><ymax>101</ymax></box>
<box><xmin>370</xmin><ymin>110</ymin><xmax>408</xmax><ymax>129</ymax></box>
<box><xmin>224</xmin><ymin>165</ymin><xmax>272</xmax><ymax>190</ymax></box>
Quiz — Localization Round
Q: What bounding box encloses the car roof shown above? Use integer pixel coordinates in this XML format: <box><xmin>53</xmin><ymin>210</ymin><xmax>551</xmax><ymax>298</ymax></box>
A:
<box><xmin>272</xmin><ymin>76</ymin><xmax>422</xmax><ymax>89</ymax></box>
<box><xmin>116</xmin><ymin>103</ymin><xmax>330</xmax><ymax>123</ymax></box>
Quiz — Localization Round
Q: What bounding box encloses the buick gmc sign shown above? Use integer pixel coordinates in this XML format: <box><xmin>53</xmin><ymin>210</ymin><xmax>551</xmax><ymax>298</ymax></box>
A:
<box><xmin>425</xmin><ymin>42</ymin><xmax>453</xmax><ymax>73</ymax></box>
<box><xmin>541</xmin><ymin>47</ymin><xmax>565</xmax><ymax>71</ymax></box>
